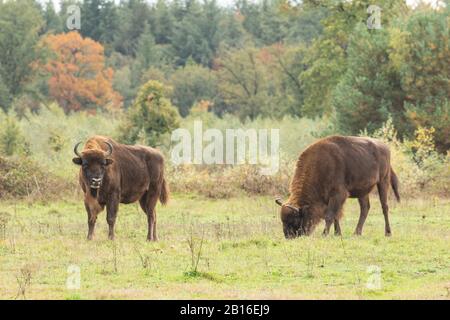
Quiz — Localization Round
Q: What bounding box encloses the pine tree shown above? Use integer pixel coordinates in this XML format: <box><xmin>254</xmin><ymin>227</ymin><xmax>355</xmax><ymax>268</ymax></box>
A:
<box><xmin>114</xmin><ymin>0</ymin><xmax>151</xmax><ymax>56</ymax></box>
<box><xmin>99</xmin><ymin>0</ymin><xmax>119</xmax><ymax>49</ymax></box>
<box><xmin>150</xmin><ymin>0</ymin><xmax>176</xmax><ymax>44</ymax></box>
<box><xmin>136</xmin><ymin>22</ymin><xmax>160</xmax><ymax>71</ymax></box>
<box><xmin>391</xmin><ymin>6</ymin><xmax>450</xmax><ymax>151</ymax></box>
<box><xmin>80</xmin><ymin>0</ymin><xmax>103</xmax><ymax>41</ymax></box>
<box><xmin>333</xmin><ymin>24</ymin><xmax>406</xmax><ymax>135</ymax></box>
<box><xmin>301</xmin><ymin>0</ymin><xmax>409</xmax><ymax>117</ymax></box>
<box><xmin>42</xmin><ymin>0</ymin><xmax>63</xmax><ymax>34</ymax></box>
<box><xmin>170</xmin><ymin>0</ymin><xmax>222</xmax><ymax>67</ymax></box>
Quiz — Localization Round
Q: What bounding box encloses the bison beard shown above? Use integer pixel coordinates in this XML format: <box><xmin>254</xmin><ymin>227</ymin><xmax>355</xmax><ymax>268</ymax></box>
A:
<box><xmin>72</xmin><ymin>135</ymin><xmax>169</xmax><ymax>241</ymax></box>
<box><xmin>276</xmin><ymin>135</ymin><xmax>400</xmax><ymax>238</ymax></box>
<box><xmin>89</xmin><ymin>187</ymin><xmax>98</xmax><ymax>198</ymax></box>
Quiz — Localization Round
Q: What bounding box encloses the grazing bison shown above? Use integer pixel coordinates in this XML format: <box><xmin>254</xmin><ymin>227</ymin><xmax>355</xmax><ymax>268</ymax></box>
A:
<box><xmin>275</xmin><ymin>135</ymin><xmax>400</xmax><ymax>238</ymax></box>
<box><xmin>72</xmin><ymin>136</ymin><xmax>168</xmax><ymax>241</ymax></box>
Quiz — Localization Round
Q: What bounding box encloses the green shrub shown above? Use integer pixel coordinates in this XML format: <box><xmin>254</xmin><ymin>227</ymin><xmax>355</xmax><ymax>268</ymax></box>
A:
<box><xmin>0</xmin><ymin>112</ymin><xmax>29</xmax><ymax>156</ymax></box>
<box><xmin>0</xmin><ymin>156</ymin><xmax>71</xmax><ymax>199</ymax></box>
<box><xmin>372</xmin><ymin>120</ymin><xmax>449</xmax><ymax>197</ymax></box>
<box><xmin>118</xmin><ymin>80</ymin><xmax>180</xmax><ymax>146</ymax></box>
<box><xmin>405</xmin><ymin>99</ymin><xmax>450</xmax><ymax>153</ymax></box>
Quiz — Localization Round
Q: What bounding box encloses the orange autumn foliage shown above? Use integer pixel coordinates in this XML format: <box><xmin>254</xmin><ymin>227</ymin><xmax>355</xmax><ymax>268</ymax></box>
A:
<box><xmin>42</xmin><ymin>31</ymin><xmax>122</xmax><ymax>113</ymax></box>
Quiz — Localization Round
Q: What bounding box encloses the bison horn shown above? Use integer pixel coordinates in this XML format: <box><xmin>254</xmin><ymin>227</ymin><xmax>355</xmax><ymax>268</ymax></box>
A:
<box><xmin>285</xmin><ymin>204</ymin><xmax>300</xmax><ymax>214</ymax></box>
<box><xmin>104</xmin><ymin>141</ymin><xmax>113</xmax><ymax>157</ymax></box>
<box><xmin>74</xmin><ymin>142</ymin><xmax>83</xmax><ymax>157</ymax></box>
<box><xmin>275</xmin><ymin>198</ymin><xmax>300</xmax><ymax>213</ymax></box>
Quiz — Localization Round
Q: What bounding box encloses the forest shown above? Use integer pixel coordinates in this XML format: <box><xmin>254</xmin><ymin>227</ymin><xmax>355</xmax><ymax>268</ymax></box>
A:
<box><xmin>0</xmin><ymin>0</ymin><xmax>448</xmax><ymax>199</ymax></box>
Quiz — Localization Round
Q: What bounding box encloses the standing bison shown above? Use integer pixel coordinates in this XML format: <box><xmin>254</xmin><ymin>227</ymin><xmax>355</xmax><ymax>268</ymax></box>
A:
<box><xmin>72</xmin><ymin>136</ymin><xmax>168</xmax><ymax>241</ymax></box>
<box><xmin>275</xmin><ymin>135</ymin><xmax>400</xmax><ymax>238</ymax></box>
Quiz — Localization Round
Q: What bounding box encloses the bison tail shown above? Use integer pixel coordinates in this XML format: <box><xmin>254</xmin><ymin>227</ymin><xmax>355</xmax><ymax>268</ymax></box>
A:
<box><xmin>159</xmin><ymin>177</ymin><xmax>169</xmax><ymax>205</ymax></box>
<box><xmin>390</xmin><ymin>167</ymin><xmax>400</xmax><ymax>202</ymax></box>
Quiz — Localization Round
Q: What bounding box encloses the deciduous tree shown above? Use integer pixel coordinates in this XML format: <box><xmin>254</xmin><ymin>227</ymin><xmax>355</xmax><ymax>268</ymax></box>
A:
<box><xmin>0</xmin><ymin>0</ymin><xmax>44</xmax><ymax>110</ymax></box>
<box><xmin>41</xmin><ymin>32</ymin><xmax>122</xmax><ymax>113</ymax></box>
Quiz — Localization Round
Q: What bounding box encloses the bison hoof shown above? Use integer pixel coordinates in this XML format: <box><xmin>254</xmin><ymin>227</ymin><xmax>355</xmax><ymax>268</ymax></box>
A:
<box><xmin>385</xmin><ymin>231</ymin><xmax>392</xmax><ymax>237</ymax></box>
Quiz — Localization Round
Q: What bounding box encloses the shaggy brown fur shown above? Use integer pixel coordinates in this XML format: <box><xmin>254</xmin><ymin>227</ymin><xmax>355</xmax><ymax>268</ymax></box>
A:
<box><xmin>73</xmin><ymin>135</ymin><xmax>168</xmax><ymax>241</ymax></box>
<box><xmin>276</xmin><ymin>135</ymin><xmax>400</xmax><ymax>238</ymax></box>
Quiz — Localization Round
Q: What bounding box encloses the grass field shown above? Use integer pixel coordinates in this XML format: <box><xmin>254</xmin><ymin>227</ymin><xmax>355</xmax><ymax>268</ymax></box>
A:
<box><xmin>0</xmin><ymin>194</ymin><xmax>449</xmax><ymax>300</ymax></box>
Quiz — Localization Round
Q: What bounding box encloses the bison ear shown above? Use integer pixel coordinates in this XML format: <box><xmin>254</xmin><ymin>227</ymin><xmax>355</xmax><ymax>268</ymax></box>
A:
<box><xmin>72</xmin><ymin>157</ymin><xmax>82</xmax><ymax>165</ymax></box>
<box><xmin>105</xmin><ymin>158</ymin><xmax>114</xmax><ymax>166</ymax></box>
<box><xmin>275</xmin><ymin>198</ymin><xmax>283</xmax><ymax>206</ymax></box>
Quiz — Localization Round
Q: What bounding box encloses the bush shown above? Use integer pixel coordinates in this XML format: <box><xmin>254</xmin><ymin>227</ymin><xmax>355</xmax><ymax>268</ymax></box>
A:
<box><xmin>405</xmin><ymin>99</ymin><xmax>450</xmax><ymax>153</ymax></box>
<box><xmin>118</xmin><ymin>80</ymin><xmax>180</xmax><ymax>146</ymax></box>
<box><xmin>0</xmin><ymin>156</ymin><xmax>71</xmax><ymax>199</ymax></box>
<box><xmin>167</xmin><ymin>161</ymin><xmax>293</xmax><ymax>199</ymax></box>
<box><xmin>0</xmin><ymin>112</ymin><xmax>29</xmax><ymax>156</ymax></box>
<box><xmin>372</xmin><ymin>120</ymin><xmax>449</xmax><ymax>197</ymax></box>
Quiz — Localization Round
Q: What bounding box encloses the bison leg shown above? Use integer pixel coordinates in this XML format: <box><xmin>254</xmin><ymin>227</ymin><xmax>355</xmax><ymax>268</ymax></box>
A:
<box><xmin>86</xmin><ymin>210</ymin><xmax>97</xmax><ymax>241</ymax></box>
<box><xmin>84</xmin><ymin>198</ymin><xmax>104</xmax><ymax>240</ymax></box>
<box><xmin>139</xmin><ymin>191</ymin><xmax>159</xmax><ymax>241</ymax></box>
<box><xmin>377</xmin><ymin>181</ymin><xmax>392</xmax><ymax>237</ymax></box>
<box><xmin>334</xmin><ymin>219</ymin><xmax>342</xmax><ymax>236</ymax></box>
<box><xmin>323</xmin><ymin>222</ymin><xmax>332</xmax><ymax>236</ymax></box>
<box><xmin>323</xmin><ymin>191</ymin><xmax>347</xmax><ymax>236</ymax></box>
<box><xmin>106</xmin><ymin>196</ymin><xmax>119</xmax><ymax>240</ymax></box>
<box><xmin>355</xmin><ymin>195</ymin><xmax>370</xmax><ymax>236</ymax></box>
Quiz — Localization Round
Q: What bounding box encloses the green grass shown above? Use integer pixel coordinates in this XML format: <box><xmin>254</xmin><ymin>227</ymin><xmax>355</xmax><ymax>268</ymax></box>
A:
<box><xmin>0</xmin><ymin>194</ymin><xmax>449</xmax><ymax>299</ymax></box>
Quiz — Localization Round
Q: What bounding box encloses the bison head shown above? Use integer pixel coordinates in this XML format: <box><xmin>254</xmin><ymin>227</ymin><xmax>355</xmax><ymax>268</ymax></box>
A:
<box><xmin>275</xmin><ymin>198</ymin><xmax>308</xmax><ymax>239</ymax></box>
<box><xmin>72</xmin><ymin>141</ymin><xmax>114</xmax><ymax>189</ymax></box>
